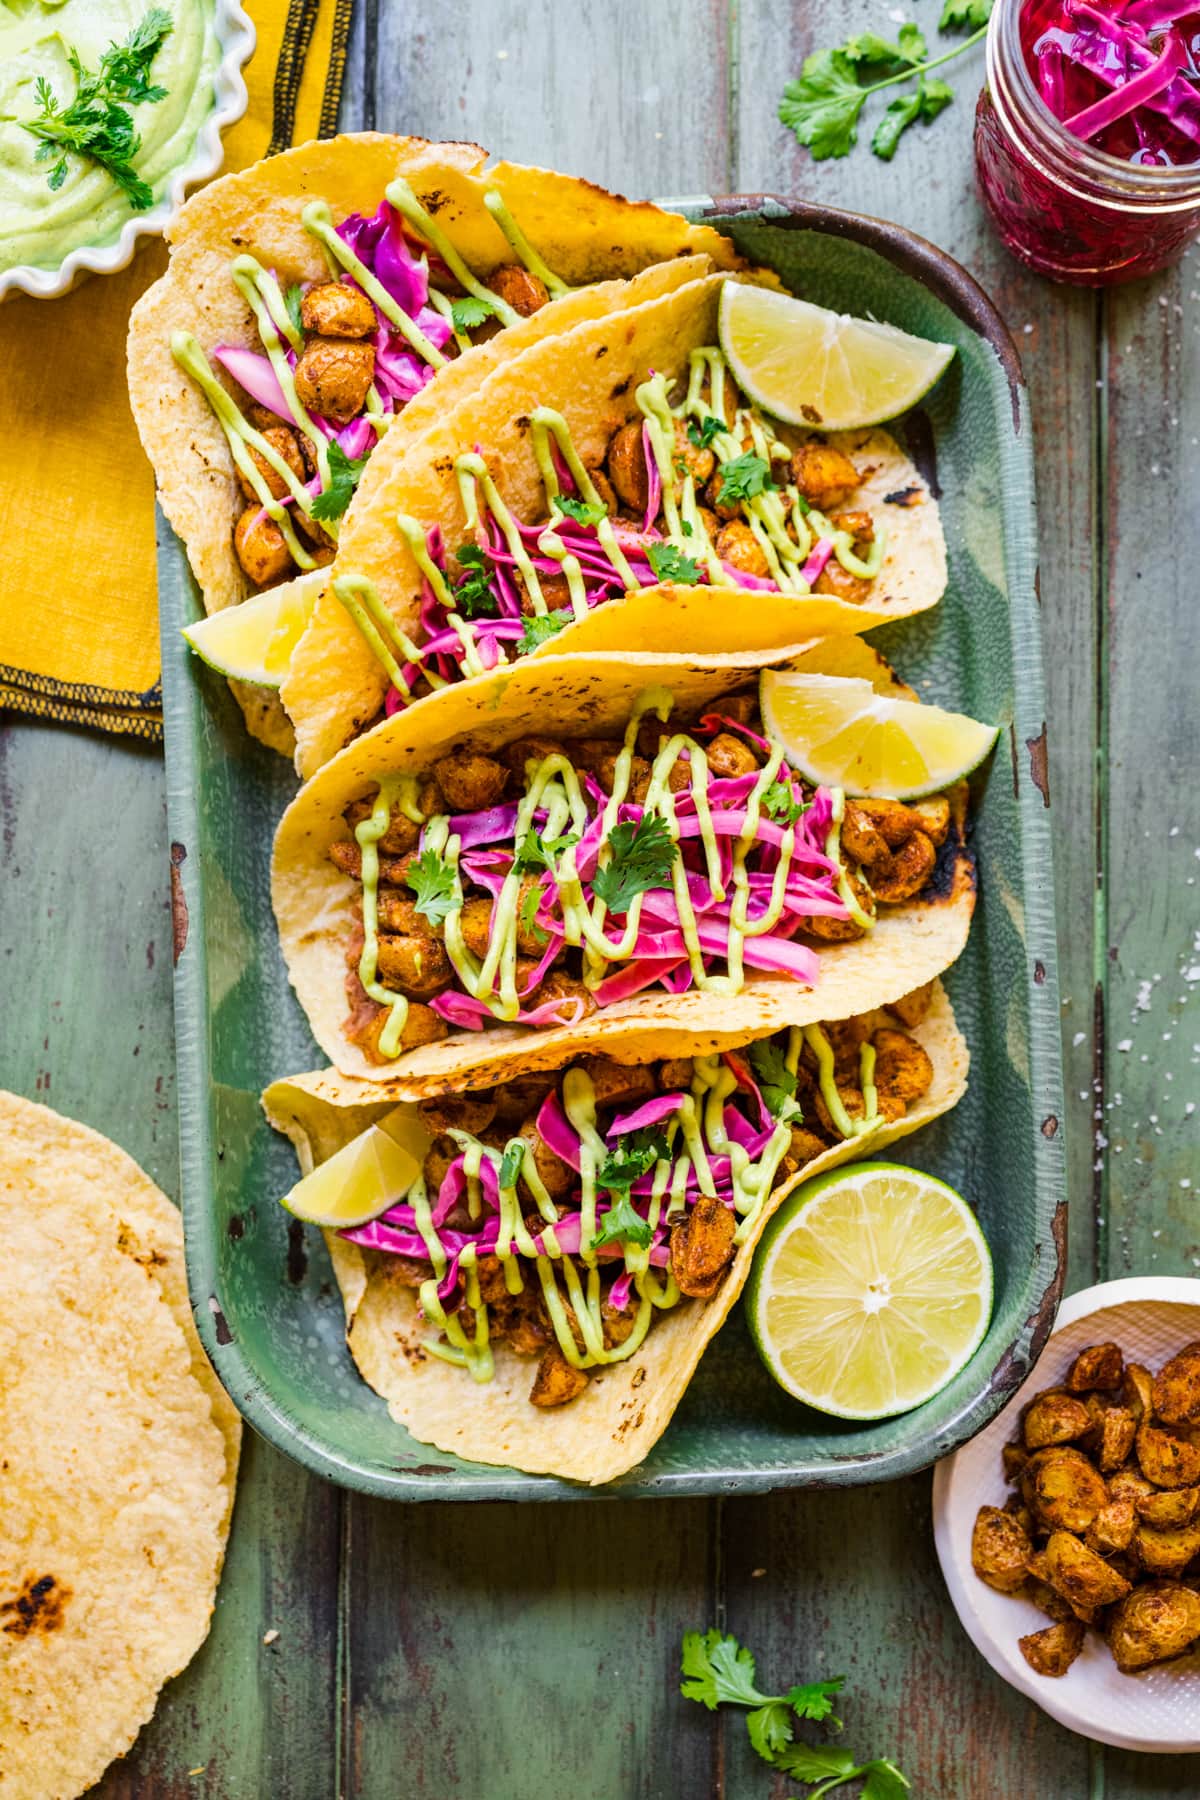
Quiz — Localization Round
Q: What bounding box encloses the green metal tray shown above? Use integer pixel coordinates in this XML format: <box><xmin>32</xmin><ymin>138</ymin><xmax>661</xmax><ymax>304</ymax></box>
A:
<box><xmin>162</xmin><ymin>196</ymin><xmax>1065</xmax><ymax>1500</ymax></box>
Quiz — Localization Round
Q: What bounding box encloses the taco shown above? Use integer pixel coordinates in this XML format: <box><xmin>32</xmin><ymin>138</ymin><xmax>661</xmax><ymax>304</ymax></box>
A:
<box><xmin>283</xmin><ymin>268</ymin><xmax>948</xmax><ymax>776</ymax></box>
<box><xmin>272</xmin><ymin>650</ymin><xmax>976</xmax><ymax>1096</ymax></box>
<box><xmin>127</xmin><ymin>134</ymin><xmax>737</xmax><ymax>750</ymax></box>
<box><xmin>263</xmin><ymin>980</ymin><xmax>967</xmax><ymax>1482</ymax></box>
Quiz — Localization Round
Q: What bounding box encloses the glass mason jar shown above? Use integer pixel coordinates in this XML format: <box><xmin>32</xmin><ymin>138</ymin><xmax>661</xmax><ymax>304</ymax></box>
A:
<box><xmin>974</xmin><ymin>0</ymin><xmax>1200</xmax><ymax>284</ymax></box>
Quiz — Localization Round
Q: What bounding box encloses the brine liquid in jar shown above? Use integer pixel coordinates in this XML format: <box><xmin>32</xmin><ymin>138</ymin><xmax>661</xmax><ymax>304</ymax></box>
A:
<box><xmin>975</xmin><ymin>0</ymin><xmax>1200</xmax><ymax>282</ymax></box>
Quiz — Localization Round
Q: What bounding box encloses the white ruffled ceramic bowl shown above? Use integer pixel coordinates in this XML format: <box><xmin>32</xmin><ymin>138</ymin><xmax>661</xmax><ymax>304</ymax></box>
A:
<box><xmin>0</xmin><ymin>0</ymin><xmax>254</xmax><ymax>302</ymax></box>
<box><xmin>933</xmin><ymin>1276</ymin><xmax>1200</xmax><ymax>1753</ymax></box>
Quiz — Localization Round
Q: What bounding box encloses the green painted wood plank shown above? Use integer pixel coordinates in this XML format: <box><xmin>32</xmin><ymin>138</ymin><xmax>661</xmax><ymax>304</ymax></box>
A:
<box><xmin>344</xmin><ymin>1498</ymin><xmax>717</xmax><ymax>1798</ymax></box>
<box><xmin>372</xmin><ymin>0</ymin><xmax>732</xmax><ymax>198</ymax></box>
<box><xmin>723</xmin><ymin>1485</ymin><xmax>1087</xmax><ymax>1797</ymax></box>
<box><xmin>0</xmin><ymin>717</ymin><xmax>343</xmax><ymax>1799</ymax></box>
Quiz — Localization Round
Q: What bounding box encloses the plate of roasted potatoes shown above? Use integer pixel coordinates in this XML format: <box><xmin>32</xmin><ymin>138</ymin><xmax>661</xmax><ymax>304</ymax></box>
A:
<box><xmin>934</xmin><ymin>1277</ymin><xmax>1200</xmax><ymax>1751</ymax></box>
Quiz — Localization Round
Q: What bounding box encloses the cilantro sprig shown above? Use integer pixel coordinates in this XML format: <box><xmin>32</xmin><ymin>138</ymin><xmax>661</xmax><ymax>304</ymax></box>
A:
<box><xmin>715</xmin><ymin>453</ymin><xmax>775</xmax><ymax>504</ymax></box>
<box><xmin>590</xmin><ymin>1127</ymin><xmax>671</xmax><ymax>1250</ymax></box>
<box><xmin>404</xmin><ymin>848</ymin><xmax>458</xmax><ymax>928</ymax></box>
<box><xmin>22</xmin><ymin>8</ymin><xmax>174</xmax><ymax>209</ymax></box>
<box><xmin>647</xmin><ymin>541</ymin><xmax>701</xmax><ymax>585</ymax></box>
<box><xmin>310</xmin><ymin>441</ymin><xmax>369</xmax><ymax>523</ymax></box>
<box><xmin>554</xmin><ymin>494</ymin><xmax>607</xmax><ymax>528</ymax></box>
<box><xmin>747</xmin><ymin>1039</ymin><xmax>802</xmax><ymax>1124</ymax></box>
<box><xmin>680</xmin><ymin>1631</ymin><xmax>907</xmax><ymax>1797</ymax></box>
<box><xmin>514</xmin><ymin>828</ymin><xmax>579</xmax><ymax>874</ymax></box>
<box><xmin>592</xmin><ymin>814</ymin><xmax>676</xmax><ymax>915</ymax></box>
<box><xmin>688</xmin><ymin>415</ymin><xmax>725</xmax><ymax>451</ymax></box>
<box><xmin>778</xmin><ymin>5</ymin><xmax>990</xmax><ymax>163</ymax></box>
<box><xmin>516</xmin><ymin>608</ymin><xmax>573</xmax><ymax>655</ymax></box>
<box><xmin>450</xmin><ymin>544</ymin><xmax>500</xmax><ymax>620</ymax></box>
<box><xmin>762</xmin><ymin>774</ymin><xmax>809</xmax><ymax>827</ymax></box>
<box><xmin>450</xmin><ymin>295</ymin><xmax>497</xmax><ymax>334</ymax></box>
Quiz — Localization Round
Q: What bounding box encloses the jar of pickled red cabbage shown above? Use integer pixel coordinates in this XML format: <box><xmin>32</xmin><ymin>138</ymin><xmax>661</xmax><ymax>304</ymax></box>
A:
<box><xmin>975</xmin><ymin>0</ymin><xmax>1200</xmax><ymax>282</ymax></box>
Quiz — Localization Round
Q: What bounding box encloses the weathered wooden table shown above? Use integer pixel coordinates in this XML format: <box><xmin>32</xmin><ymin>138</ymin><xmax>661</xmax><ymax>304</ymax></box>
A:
<box><xmin>3</xmin><ymin>2</ymin><xmax>1197</xmax><ymax>1794</ymax></box>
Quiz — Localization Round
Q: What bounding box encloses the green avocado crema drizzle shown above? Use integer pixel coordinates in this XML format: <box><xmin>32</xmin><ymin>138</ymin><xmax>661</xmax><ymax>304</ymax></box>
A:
<box><xmin>352</xmin><ymin>688</ymin><xmax>841</xmax><ymax>1063</ymax></box>
<box><xmin>383</xmin><ymin>1055</ymin><xmax>798</xmax><ymax>1381</ymax></box>
<box><xmin>803</xmin><ymin>1025</ymin><xmax>881</xmax><ymax>1140</ymax></box>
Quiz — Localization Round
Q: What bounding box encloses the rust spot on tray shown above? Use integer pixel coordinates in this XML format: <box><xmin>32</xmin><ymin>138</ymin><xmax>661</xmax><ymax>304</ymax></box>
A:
<box><xmin>1009</xmin><ymin>724</ymin><xmax>1020</xmax><ymax>799</ymax></box>
<box><xmin>989</xmin><ymin>1199</ymin><xmax>1067</xmax><ymax>1398</ymax></box>
<box><xmin>209</xmin><ymin>1295</ymin><xmax>233</xmax><ymax>1345</ymax></box>
<box><xmin>286</xmin><ymin>1219</ymin><xmax>309</xmax><ymax>1285</ymax></box>
<box><xmin>1042</xmin><ymin>1115</ymin><xmax>1059</xmax><ymax>1138</ymax></box>
<box><xmin>898</xmin><ymin>408</ymin><xmax>940</xmax><ymax>499</ymax></box>
<box><xmin>169</xmin><ymin>841</ymin><xmax>188</xmax><ymax>964</ymax></box>
<box><xmin>1026</xmin><ymin>725</ymin><xmax>1051</xmax><ymax>807</ymax></box>
<box><xmin>1033</xmin><ymin>960</ymin><xmax>1046</xmax><ymax>985</ymax></box>
<box><xmin>227</xmin><ymin>1213</ymin><xmax>245</xmax><ymax>1241</ymax></box>
<box><xmin>2</xmin><ymin>1574</ymin><xmax>70</xmax><ymax>1638</ymax></box>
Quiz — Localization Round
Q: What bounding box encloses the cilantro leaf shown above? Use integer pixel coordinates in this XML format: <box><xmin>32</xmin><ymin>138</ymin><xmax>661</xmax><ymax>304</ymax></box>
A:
<box><xmin>597</xmin><ymin>1129</ymin><xmax>671</xmax><ymax>1193</ymax></box>
<box><xmin>554</xmin><ymin>494</ymin><xmax>607</xmax><ymax>527</ymax></box>
<box><xmin>715</xmin><ymin>452</ymin><xmax>775</xmax><ymax>504</ymax></box>
<box><xmin>844</xmin><ymin>26</ymin><xmax>926</xmax><ymax>68</ymax></box>
<box><xmin>21</xmin><ymin>8</ymin><xmax>173</xmax><ymax>209</ymax></box>
<box><xmin>498</xmin><ymin>1141</ymin><xmax>525</xmax><ymax>1189</ymax></box>
<box><xmin>762</xmin><ymin>776</ymin><xmax>808</xmax><ymax>826</ymax></box>
<box><xmin>687</xmin><ymin>414</ymin><xmax>725</xmax><ymax>451</ymax></box>
<box><xmin>647</xmin><ymin>541</ymin><xmax>701</xmax><ymax>585</ymax></box>
<box><xmin>778</xmin><ymin>50</ymin><xmax>868</xmax><ymax>161</ymax></box>
<box><xmin>516</xmin><ymin>607</ymin><xmax>573</xmax><ymax>655</ymax></box>
<box><xmin>680</xmin><ymin>1630</ymin><xmax>769</xmax><ymax>1711</ymax></box>
<box><xmin>285</xmin><ymin>282</ymin><xmax>306</xmax><ymax>337</ymax></box>
<box><xmin>787</xmin><ymin>1676</ymin><xmax>846</xmax><ymax>1727</ymax></box>
<box><xmin>451</xmin><ymin>295</ymin><xmax>497</xmax><ymax>333</ymax></box>
<box><xmin>445</xmin><ymin>542</ymin><xmax>500</xmax><ymax>619</ymax></box>
<box><xmin>310</xmin><ymin>441</ymin><xmax>370</xmax><ymax>523</ymax></box>
<box><xmin>748</xmin><ymin>1038</ymin><xmax>801</xmax><ymax>1123</ymax></box>
<box><xmin>589</xmin><ymin>1188</ymin><xmax>654</xmax><ymax>1251</ymax></box>
<box><xmin>518</xmin><ymin>882</ymin><xmax>549</xmax><ymax>946</ymax></box>
<box><xmin>860</xmin><ymin>1761</ymin><xmax>912</xmax><ymax>1800</ymax></box>
<box><xmin>919</xmin><ymin>75</ymin><xmax>955</xmax><ymax>119</ymax></box>
<box><xmin>404</xmin><ymin>848</ymin><xmax>458</xmax><ymax>928</ymax></box>
<box><xmin>872</xmin><ymin>74</ymin><xmax>954</xmax><ymax>158</ymax></box>
<box><xmin>514</xmin><ymin>828</ymin><xmax>578</xmax><ymax>874</ymax></box>
<box><xmin>774</xmin><ymin>1743</ymin><xmax>859</xmax><ymax>1783</ymax></box>
<box><xmin>941</xmin><ymin>0</ymin><xmax>993</xmax><ymax>28</ymax></box>
<box><xmin>592</xmin><ymin>814</ymin><xmax>677</xmax><ymax>915</ymax></box>
<box><xmin>747</xmin><ymin>1700</ymin><xmax>795</xmax><ymax>1764</ymax></box>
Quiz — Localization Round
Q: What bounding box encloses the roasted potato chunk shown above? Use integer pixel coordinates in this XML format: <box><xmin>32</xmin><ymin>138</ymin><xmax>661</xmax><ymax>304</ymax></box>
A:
<box><xmin>1086</xmin><ymin>1499</ymin><xmax>1137</xmax><ymax>1556</ymax></box>
<box><xmin>1124</xmin><ymin>1362</ymin><xmax>1154</xmax><ymax>1422</ymax></box>
<box><xmin>433</xmin><ymin>750</ymin><xmax>507</xmax><ymax>812</ymax></box>
<box><xmin>1023</xmin><ymin>1391</ymin><xmax>1093</xmax><ymax>1452</ymax></box>
<box><xmin>233</xmin><ymin>504</ymin><xmax>294</xmax><ymax>586</ymax></box>
<box><xmin>813</xmin><ymin>558</ymin><xmax>873</xmax><ymax>606</ymax></box>
<box><xmin>669</xmin><ymin>1195</ymin><xmax>737</xmax><ymax>1299</ymax></box>
<box><xmin>300</xmin><ymin>280</ymin><xmax>377</xmax><ymax>339</ymax></box>
<box><xmin>970</xmin><ymin>1506</ymin><xmax>1032</xmax><ymax>1594</ymax></box>
<box><xmin>1043</xmin><ymin>1531</ymin><xmax>1132</xmax><ymax>1609</ymax></box>
<box><xmin>886</xmin><ymin>981</ymin><xmax>935</xmax><ymax>1028</ymax></box>
<box><xmin>705</xmin><ymin>731</ymin><xmax>760</xmax><ymax>779</ymax></box>
<box><xmin>1065</xmin><ymin>1341</ymin><xmax>1124</xmax><ymax>1393</ymax></box>
<box><xmin>1133</xmin><ymin>1516</ymin><xmax>1200</xmax><ymax>1576</ymax></box>
<box><xmin>606</xmin><ymin>420</ymin><xmax>650</xmax><ymax>513</ymax></box>
<box><xmin>517</xmin><ymin>1116</ymin><xmax>573</xmax><ymax>1203</ymax></box>
<box><xmin>1107</xmin><ymin>1583</ymin><xmax>1200</xmax><ymax>1673</ymax></box>
<box><xmin>416</xmin><ymin>1092</ymin><xmax>497</xmax><ymax>1138</ymax></box>
<box><xmin>790</xmin><ymin>442</ymin><xmax>859</xmax><ymax>509</ymax></box>
<box><xmin>714</xmin><ymin>519</ymin><xmax>769</xmax><ymax>579</ymax></box>
<box><xmin>293</xmin><ymin>337</ymin><xmax>375</xmax><ymax>423</ymax></box>
<box><xmin>868</xmin><ymin>831</ymin><xmax>937</xmax><ymax>903</ymax></box>
<box><xmin>375</xmin><ymin>933</ymin><xmax>453</xmax><ymax>999</ymax></box>
<box><xmin>575</xmin><ymin>1056</ymin><xmax>657</xmax><ymax>1110</ymax></box>
<box><xmin>1153</xmin><ymin>1342</ymin><xmax>1200</xmax><ymax>1427</ymax></box>
<box><xmin>1137</xmin><ymin>1422</ymin><xmax>1200</xmax><ymax>1489</ymax></box>
<box><xmin>1096</xmin><ymin>1406</ymin><xmax>1137</xmax><ymax>1473</ymax></box>
<box><xmin>1018</xmin><ymin>1620</ymin><xmax>1085</xmax><ymax>1678</ymax></box>
<box><xmin>1023</xmin><ymin>1447</ymin><xmax>1108</xmax><ymax>1533</ymax></box>
<box><xmin>871</xmin><ymin>1029</ymin><xmax>934</xmax><ymax>1109</ymax></box>
<box><xmin>357</xmin><ymin>999</ymin><xmax>447</xmax><ymax>1062</ymax></box>
<box><xmin>529</xmin><ymin>1344</ymin><xmax>589</xmax><ymax>1407</ymax></box>
<box><xmin>238</xmin><ymin>425</ymin><xmax>306</xmax><ymax>503</ymax></box>
<box><xmin>1136</xmin><ymin>1486</ymin><xmax>1200</xmax><ymax>1529</ymax></box>
<box><xmin>488</xmin><ymin>263</ymin><xmax>550</xmax><ymax>318</ymax></box>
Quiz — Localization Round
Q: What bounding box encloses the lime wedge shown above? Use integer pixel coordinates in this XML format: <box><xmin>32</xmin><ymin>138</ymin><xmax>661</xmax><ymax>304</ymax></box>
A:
<box><xmin>719</xmin><ymin>281</ymin><xmax>955</xmax><ymax>431</ymax></box>
<box><xmin>760</xmin><ymin>669</ymin><xmax>998</xmax><ymax>800</ymax></box>
<box><xmin>281</xmin><ymin>1105</ymin><xmax>429</xmax><ymax>1228</ymax></box>
<box><xmin>746</xmin><ymin>1162</ymin><xmax>992</xmax><ymax>1419</ymax></box>
<box><xmin>182</xmin><ymin>568</ymin><xmax>326</xmax><ymax>688</ymax></box>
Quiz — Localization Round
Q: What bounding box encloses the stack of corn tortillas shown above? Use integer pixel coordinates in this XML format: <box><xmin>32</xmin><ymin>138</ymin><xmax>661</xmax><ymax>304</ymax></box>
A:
<box><xmin>0</xmin><ymin>1093</ymin><xmax>240</xmax><ymax>1800</ymax></box>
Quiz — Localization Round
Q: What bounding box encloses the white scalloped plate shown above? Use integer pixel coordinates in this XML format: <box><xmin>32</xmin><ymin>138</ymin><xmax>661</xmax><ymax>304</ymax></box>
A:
<box><xmin>933</xmin><ymin>1276</ymin><xmax>1200</xmax><ymax>1753</ymax></box>
<box><xmin>0</xmin><ymin>1</ymin><xmax>254</xmax><ymax>302</ymax></box>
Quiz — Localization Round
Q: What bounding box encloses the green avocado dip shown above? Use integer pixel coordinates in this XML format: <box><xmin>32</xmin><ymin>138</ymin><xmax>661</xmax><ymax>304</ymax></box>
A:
<box><xmin>0</xmin><ymin>1</ymin><xmax>219</xmax><ymax>275</ymax></box>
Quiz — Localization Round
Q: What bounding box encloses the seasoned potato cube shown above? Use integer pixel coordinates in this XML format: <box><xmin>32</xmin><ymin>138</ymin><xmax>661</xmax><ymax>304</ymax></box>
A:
<box><xmin>1043</xmin><ymin>1531</ymin><xmax>1132</xmax><ymax>1610</ymax></box>
<box><xmin>1133</xmin><ymin>1518</ymin><xmax>1200</xmax><ymax>1578</ymax></box>
<box><xmin>1137</xmin><ymin>1422</ymin><xmax>1200</xmax><ymax>1489</ymax></box>
<box><xmin>1108</xmin><ymin>1467</ymin><xmax>1156</xmax><ymax>1505</ymax></box>
<box><xmin>971</xmin><ymin>1505</ymin><xmax>1033</xmax><ymax>1594</ymax></box>
<box><xmin>1136</xmin><ymin>1486</ymin><xmax>1200</xmax><ymax>1529</ymax></box>
<box><xmin>1024</xmin><ymin>1447</ymin><xmax>1108</xmax><ymax>1533</ymax></box>
<box><xmin>1018</xmin><ymin>1620</ymin><xmax>1085</xmax><ymax>1678</ymax></box>
<box><xmin>529</xmin><ymin>1345</ymin><xmax>589</xmax><ymax>1407</ymax></box>
<box><xmin>1065</xmin><ymin>1342</ymin><xmax>1124</xmax><ymax>1393</ymax></box>
<box><xmin>1086</xmin><ymin>1499</ymin><xmax>1137</xmax><ymax>1556</ymax></box>
<box><xmin>1107</xmin><ymin>1583</ymin><xmax>1200</xmax><ymax>1674</ymax></box>
<box><xmin>1023</xmin><ymin>1391</ymin><xmax>1092</xmax><ymax>1451</ymax></box>
<box><xmin>1124</xmin><ymin>1362</ymin><xmax>1154</xmax><ymax>1423</ymax></box>
<box><xmin>1002</xmin><ymin>1440</ymin><xmax>1030</xmax><ymax>1483</ymax></box>
<box><xmin>1152</xmin><ymin>1342</ymin><xmax>1200</xmax><ymax>1428</ymax></box>
<box><xmin>1096</xmin><ymin>1406</ymin><xmax>1137</xmax><ymax>1473</ymax></box>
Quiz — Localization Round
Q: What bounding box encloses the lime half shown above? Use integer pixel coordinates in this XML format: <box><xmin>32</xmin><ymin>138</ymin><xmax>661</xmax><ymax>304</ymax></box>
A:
<box><xmin>746</xmin><ymin>1162</ymin><xmax>992</xmax><ymax>1419</ymax></box>
<box><xmin>182</xmin><ymin>568</ymin><xmax>326</xmax><ymax>689</ymax></box>
<box><xmin>282</xmin><ymin>1106</ymin><xmax>428</xmax><ymax>1229</ymax></box>
<box><xmin>719</xmin><ymin>281</ymin><xmax>955</xmax><ymax>431</ymax></box>
<box><xmin>760</xmin><ymin>669</ymin><xmax>998</xmax><ymax>800</ymax></box>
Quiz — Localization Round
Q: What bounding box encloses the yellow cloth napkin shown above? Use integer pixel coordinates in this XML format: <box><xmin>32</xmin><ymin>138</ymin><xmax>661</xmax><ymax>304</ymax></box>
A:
<box><xmin>0</xmin><ymin>0</ymin><xmax>354</xmax><ymax>739</ymax></box>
